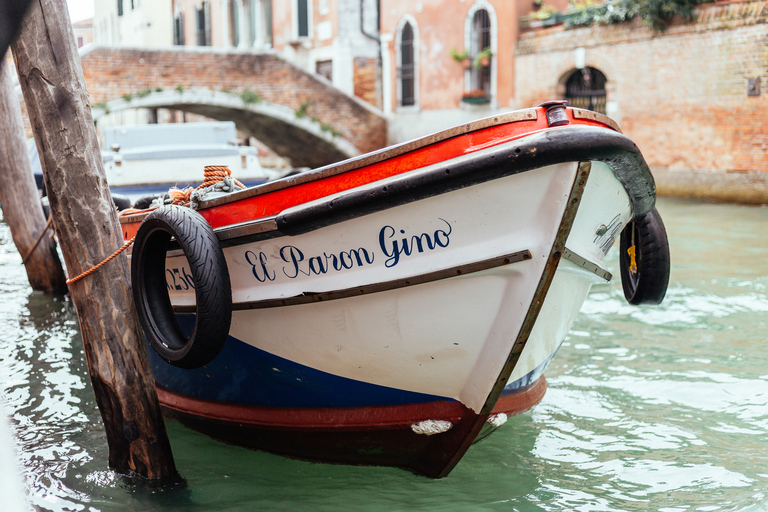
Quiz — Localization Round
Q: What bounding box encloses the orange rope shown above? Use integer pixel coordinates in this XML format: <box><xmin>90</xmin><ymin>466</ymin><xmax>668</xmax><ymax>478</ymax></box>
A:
<box><xmin>169</xmin><ymin>165</ymin><xmax>245</xmax><ymax>205</ymax></box>
<box><xmin>66</xmin><ymin>237</ymin><xmax>135</xmax><ymax>285</ymax></box>
<box><xmin>200</xmin><ymin>165</ymin><xmax>246</xmax><ymax>189</ymax></box>
<box><xmin>67</xmin><ymin>166</ymin><xmax>242</xmax><ymax>284</ymax></box>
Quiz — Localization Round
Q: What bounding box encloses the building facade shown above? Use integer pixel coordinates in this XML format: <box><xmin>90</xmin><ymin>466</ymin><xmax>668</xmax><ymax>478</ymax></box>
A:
<box><xmin>72</xmin><ymin>18</ymin><xmax>95</xmax><ymax>48</ymax></box>
<box><xmin>94</xmin><ymin>0</ymin><xmax>174</xmax><ymax>47</ymax></box>
<box><xmin>89</xmin><ymin>0</ymin><xmax>548</xmax><ymax>138</ymax></box>
<box><xmin>92</xmin><ymin>0</ymin><xmax>382</xmax><ymax>107</ymax></box>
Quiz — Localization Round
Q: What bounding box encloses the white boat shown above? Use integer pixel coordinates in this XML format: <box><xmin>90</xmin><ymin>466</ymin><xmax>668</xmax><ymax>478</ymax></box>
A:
<box><xmin>120</xmin><ymin>102</ymin><xmax>670</xmax><ymax>477</ymax></box>
<box><xmin>101</xmin><ymin>121</ymin><xmax>285</xmax><ymax>196</ymax></box>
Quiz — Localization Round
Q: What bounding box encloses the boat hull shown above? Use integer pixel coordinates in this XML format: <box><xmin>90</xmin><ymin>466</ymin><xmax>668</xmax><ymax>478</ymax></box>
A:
<box><xmin>155</xmin><ymin>377</ymin><xmax>547</xmax><ymax>475</ymax></box>
<box><xmin>121</xmin><ymin>107</ymin><xmax>653</xmax><ymax>477</ymax></box>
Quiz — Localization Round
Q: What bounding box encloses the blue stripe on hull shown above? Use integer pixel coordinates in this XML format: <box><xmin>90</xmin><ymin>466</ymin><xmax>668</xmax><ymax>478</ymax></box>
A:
<box><xmin>501</xmin><ymin>347</ymin><xmax>560</xmax><ymax>395</ymax></box>
<box><xmin>149</xmin><ymin>314</ymin><xmax>555</xmax><ymax>408</ymax></box>
<box><xmin>148</xmin><ymin>314</ymin><xmax>453</xmax><ymax>408</ymax></box>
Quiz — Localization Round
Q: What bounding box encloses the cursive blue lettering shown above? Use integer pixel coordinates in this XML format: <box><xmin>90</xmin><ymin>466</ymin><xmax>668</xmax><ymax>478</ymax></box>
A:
<box><xmin>280</xmin><ymin>245</ymin><xmax>309</xmax><ymax>278</ymax></box>
<box><xmin>379</xmin><ymin>225</ymin><xmax>400</xmax><ymax>268</ymax></box>
<box><xmin>308</xmin><ymin>255</ymin><xmax>327</xmax><ymax>275</ymax></box>
<box><xmin>379</xmin><ymin>220</ymin><xmax>453</xmax><ymax>268</ymax></box>
<box><xmin>434</xmin><ymin>218</ymin><xmax>452</xmax><ymax>248</ymax></box>
<box><xmin>245</xmin><ymin>250</ymin><xmax>276</xmax><ymax>282</ymax></box>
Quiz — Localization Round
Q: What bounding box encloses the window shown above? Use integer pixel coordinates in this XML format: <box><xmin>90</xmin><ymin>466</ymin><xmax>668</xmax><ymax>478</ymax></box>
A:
<box><xmin>395</xmin><ymin>16</ymin><xmax>418</xmax><ymax>108</ymax></box>
<box><xmin>230</xmin><ymin>0</ymin><xmax>240</xmax><ymax>46</ymax></box>
<box><xmin>470</xmin><ymin>9</ymin><xmax>491</xmax><ymax>98</ymax></box>
<box><xmin>196</xmin><ymin>1</ymin><xmax>211</xmax><ymax>46</ymax></box>
<box><xmin>296</xmin><ymin>0</ymin><xmax>310</xmax><ymax>38</ymax></box>
<box><xmin>117</xmin><ymin>0</ymin><xmax>123</xmax><ymax>17</ymax></box>
<box><xmin>249</xmin><ymin>0</ymin><xmax>272</xmax><ymax>48</ymax></box>
<box><xmin>316</xmin><ymin>60</ymin><xmax>332</xmax><ymax>81</ymax></box>
<box><xmin>77</xmin><ymin>36</ymin><xmax>84</xmax><ymax>47</ymax></box>
<box><xmin>173</xmin><ymin>12</ymin><xmax>185</xmax><ymax>45</ymax></box>
<box><xmin>399</xmin><ymin>22</ymin><xmax>415</xmax><ymax>107</ymax></box>
<box><xmin>565</xmin><ymin>67</ymin><xmax>607</xmax><ymax>114</ymax></box>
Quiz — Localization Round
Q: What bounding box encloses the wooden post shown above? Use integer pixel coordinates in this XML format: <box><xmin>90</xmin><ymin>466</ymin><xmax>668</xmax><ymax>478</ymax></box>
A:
<box><xmin>0</xmin><ymin>61</ymin><xmax>67</xmax><ymax>294</ymax></box>
<box><xmin>11</xmin><ymin>0</ymin><xmax>178</xmax><ymax>479</ymax></box>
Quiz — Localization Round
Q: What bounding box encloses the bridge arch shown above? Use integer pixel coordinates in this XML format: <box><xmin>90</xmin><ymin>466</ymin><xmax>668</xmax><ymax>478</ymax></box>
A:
<box><xmin>79</xmin><ymin>46</ymin><xmax>387</xmax><ymax>168</ymax></box>
<box><xmin>93</xmin><ymin>90</ymin><xmax>360</xmax><ymax>168</ymax></box>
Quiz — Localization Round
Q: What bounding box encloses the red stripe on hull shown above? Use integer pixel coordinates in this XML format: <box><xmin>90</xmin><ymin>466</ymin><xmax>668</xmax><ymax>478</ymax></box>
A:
<box><xmin>155</xmin><ymin>376</ymin><xmax>547</xmax><ymax>477</ymax></box>
<box><xmin>493</xmin><ymin>376</ymin><xmax>548</xmax><ymax>416</ymax></box>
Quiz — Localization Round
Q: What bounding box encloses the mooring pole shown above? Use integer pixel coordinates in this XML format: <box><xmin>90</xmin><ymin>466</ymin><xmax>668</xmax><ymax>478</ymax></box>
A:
<box><xmin>0</xmin><ymin>61</ymin><xmax>67</xmax><ymax>294</ymax></box>
<box><xmin>11</xmin><ymin>0</ymin><xmax>178</xmax><ymax>479</ymax></box>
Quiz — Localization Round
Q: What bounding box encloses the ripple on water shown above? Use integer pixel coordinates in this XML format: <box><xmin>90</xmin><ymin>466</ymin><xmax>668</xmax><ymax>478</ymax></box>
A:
<box><xmin>0</xmin><ymin>199</ymin><xmax>766</xmax><ymax>511</ymax></box>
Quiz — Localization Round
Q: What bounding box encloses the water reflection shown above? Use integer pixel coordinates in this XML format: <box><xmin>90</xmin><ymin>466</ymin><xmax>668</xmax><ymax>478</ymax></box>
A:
<box><xmin>0</xmin><ymin>199</ymin><xmax>766</xmax><ymax>511</ymax></box>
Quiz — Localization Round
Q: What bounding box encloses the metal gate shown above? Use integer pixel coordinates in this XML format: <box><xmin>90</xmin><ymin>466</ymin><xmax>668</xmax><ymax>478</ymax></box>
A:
<box><xmin>565</xmin><ymin>67</ymin><xmax>607</xmax><ymax>114</ymax></box>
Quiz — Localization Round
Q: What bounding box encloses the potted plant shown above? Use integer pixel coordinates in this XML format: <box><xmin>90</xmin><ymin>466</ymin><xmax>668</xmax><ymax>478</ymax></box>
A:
<box><xmin>461</xmin><ymin>89</ymin><xmax>489</xmax><ymax>105</ymax></box>
<box><xmin>473</xmin><ymin>47</ymin><xmax>493</xmax><ymax>69</ymax></box>
<box><xmin>450</xmin><ymin>47</ymin><xmax>471</xmax><ymax>68</ymax></box>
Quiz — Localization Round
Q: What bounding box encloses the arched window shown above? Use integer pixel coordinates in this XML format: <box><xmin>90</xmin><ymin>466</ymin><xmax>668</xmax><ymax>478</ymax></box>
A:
<box><xmin>400</xmin><ymin>22</ymin><xmax>415</xmax><ymax>107</ymax></box>
<box><xmin>470</xmin><ymin>9</ymin><xmax>491</xmax><ymax>97</ymax></box>
<box><xmin>565</xmin><ymin>67</ymin><xmax>607</xmax><ymax>114</ymax></box>
<box><xmin>395</xmin><ymin>16</ymin><xmax>418</xmax><ymax>108</ymax></box>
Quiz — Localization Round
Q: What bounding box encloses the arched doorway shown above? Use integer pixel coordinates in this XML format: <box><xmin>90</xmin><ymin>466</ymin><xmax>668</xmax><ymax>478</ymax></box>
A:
<box><xmin>565</xmin><ymin>67</ymin><xmax>607</xmax><ymax>114</ymax></box>
<box><xmin>469</xmin><ymin>8</ymin><xmax>491</xmax><ymax>97</ymax></box>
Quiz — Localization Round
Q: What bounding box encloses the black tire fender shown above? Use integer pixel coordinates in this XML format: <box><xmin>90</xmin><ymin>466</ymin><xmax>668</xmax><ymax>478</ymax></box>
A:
<box><xmin>111</xmin><ymin>193</ymin><xmax>132</xmax><ymax>212</ymax></box>
<box><xmin>619</xmin><ymin>207</ymin><xmax>671</xmax><ymax>305</ymax></box>
<box><xmin>133</xmin><ymin>193</ymin><xmax>169</xmax><ymax>210</ymax></box>
<box><xmin>131</xmin><ymin>205</ymin><xmax>232</xmax><ymax>369</ymax></box>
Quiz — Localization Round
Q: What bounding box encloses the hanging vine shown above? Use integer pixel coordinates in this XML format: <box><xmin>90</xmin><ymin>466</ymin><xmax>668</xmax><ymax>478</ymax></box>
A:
<box><xmin>564</xmin><ymin>0</ymin><xmax>715</xmax><ymax>32</ymax></box>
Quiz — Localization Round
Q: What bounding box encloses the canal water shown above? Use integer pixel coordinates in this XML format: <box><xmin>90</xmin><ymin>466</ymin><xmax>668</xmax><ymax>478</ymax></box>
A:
<box><xmin>0</xmin><ymin>197</ymin><xmax>766</xmax><ymax>512</ymax></box>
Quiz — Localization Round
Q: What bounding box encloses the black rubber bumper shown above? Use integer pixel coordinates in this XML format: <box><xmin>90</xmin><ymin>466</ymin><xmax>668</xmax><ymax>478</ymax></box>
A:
<box><xmin>275</xmin><ymin>125</ymin><xmax>655</xmax><ymax>237</ymax></box>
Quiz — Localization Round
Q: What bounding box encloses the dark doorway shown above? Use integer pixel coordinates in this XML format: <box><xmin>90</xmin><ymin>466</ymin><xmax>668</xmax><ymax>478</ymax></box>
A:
<box><xmin>565</xmin><ymin>67</ymin><xmax>607</xmax><ymax>114</ymax></box>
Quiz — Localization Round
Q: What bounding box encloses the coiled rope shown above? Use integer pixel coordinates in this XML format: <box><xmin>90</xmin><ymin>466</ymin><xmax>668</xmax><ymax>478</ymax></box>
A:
<box><xmin>169</xmin><ymin>165</ymin><xmax>245</xmax><ymax>205</ymax></box>
<box><xmin>66</xmin><ymin>165</ymin><xmax>241</xmax><ymax>285</ymax></box>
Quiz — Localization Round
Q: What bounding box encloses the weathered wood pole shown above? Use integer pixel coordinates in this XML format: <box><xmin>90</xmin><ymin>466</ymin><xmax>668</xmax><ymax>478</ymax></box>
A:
<box><xmin>11</xmin><ymin>0</ymin><xmax>178</xmax><ymax>479</ymax></box>
<box><xmin>0</xmin><ymin>61</ymin><xmax>67</xmax><ymax>294</ymax></box>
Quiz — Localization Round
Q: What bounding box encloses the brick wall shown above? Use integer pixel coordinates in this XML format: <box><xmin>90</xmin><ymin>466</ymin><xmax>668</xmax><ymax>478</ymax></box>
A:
<box><xmin>516</xmin><ymin>0</ymin><xmax>768</xmax><ymax>201</ymax></box>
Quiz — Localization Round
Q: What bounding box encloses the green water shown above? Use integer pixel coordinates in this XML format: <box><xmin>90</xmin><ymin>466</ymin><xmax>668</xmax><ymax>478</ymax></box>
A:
<box><xmin>0</xmin><ymin>198</ymin><xmax>766</xmax><ymax>511</ymax></box>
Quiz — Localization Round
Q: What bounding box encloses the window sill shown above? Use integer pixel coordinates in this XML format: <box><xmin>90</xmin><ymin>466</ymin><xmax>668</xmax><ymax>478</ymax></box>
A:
<box><xmin>395</xmin><ymin>105</ymin><xmax>421</xmax><ymax>114</ymax></box>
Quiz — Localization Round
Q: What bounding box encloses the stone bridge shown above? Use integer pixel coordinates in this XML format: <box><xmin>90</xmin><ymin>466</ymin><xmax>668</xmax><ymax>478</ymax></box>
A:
<box><xmin>80</xmin><ymin>46</ymin><xmax>387</xmax><ymax>168</ymax></box>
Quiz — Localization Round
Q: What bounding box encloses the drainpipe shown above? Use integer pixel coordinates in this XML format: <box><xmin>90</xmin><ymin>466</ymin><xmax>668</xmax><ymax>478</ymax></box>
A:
<box><xmin>360</xmin><ymin>0</ymin><xmax>379</xmax><ymax>42</ymax></box>
<box><xmin>360</xmin><ymin>0</ymin><xmax>383</xmax><ymax>109</ymax></box>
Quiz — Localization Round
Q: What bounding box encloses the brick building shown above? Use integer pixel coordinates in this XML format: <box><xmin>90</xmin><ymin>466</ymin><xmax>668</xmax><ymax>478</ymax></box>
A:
<box><xmin>86</xmin><ymin>0</ymin><xmax>768</xmax><ymax>200</ymax></box>
<box><xmin>380</xmin><ymin>0</ymin><xmax>565</xmax><ymax>143</ymax></box>
<box><xmin>515</xmin><ymin>0</ymin><xmax>768</xmax><ymax>202</ymax></box>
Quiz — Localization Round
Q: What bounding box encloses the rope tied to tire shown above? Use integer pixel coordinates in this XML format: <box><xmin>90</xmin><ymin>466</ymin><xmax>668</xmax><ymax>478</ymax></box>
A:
<box><xmin>66</xmin><ymin>166</ymin><xmax>242</xmax><ymax>289</ymax></box>
<box><xmin>131</xmin><ymin>205</ymin><xmax>232</xmax><ymax>369</ymax></box>
<box><xmin>130</xmin><ymin>166</ymin><xmax>238</xmax><ymax>368</ymax></box>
